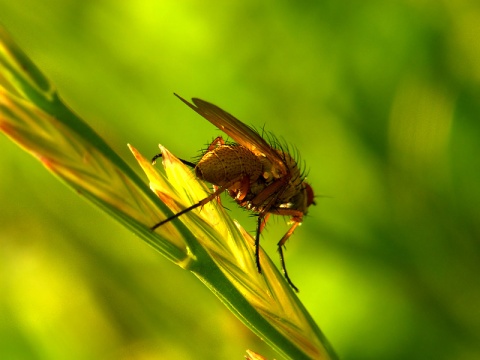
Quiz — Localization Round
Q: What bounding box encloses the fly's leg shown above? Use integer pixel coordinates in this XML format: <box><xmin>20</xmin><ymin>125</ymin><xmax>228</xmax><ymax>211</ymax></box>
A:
<box><xmin>254</xmin><ymin>216</ymin><xmax>263</xmax><ymax>274</ymax></box>
<box><xmin>253</xmin><ymin>213</ymin><xmax>270</xmax><ymax>274</ymax></box>
<box><xmin>277</xmin><ymin>220</ymin><xmax>301</xmax><ymax>292</ymax></box>
<box><xmin>150</xmin><ymin>137</ymin><xmax>224</xmax><ymax>166</ymax></box>
<box><xmin>248</xmin><ymin>177</ymin><xmax>289</xmax><ymax>276</ymax></box>
<box><xmin>255</xmin><ymin>213</ymin><xmax>300</xmax><ymax>293</ymax></box>
<box><xmin>150</xmin><ymin>135</ymin><xmax>225</xmax><ymax>168</ymax></box>
<box><xmin>151</xmin><ymin>153</ymin><xmax>196</xmax><ymax>168</ymax></box>
<box><xmin>206</xmin><ymin>136</ymin><xmax>225</xmax><ymax>151</ymax></box>
<box><xmin>257</xmin><ymin>206</ymin><xmax>304</xmax><ymax>292</ymax></box>
<box><xmin>259</xmin><ymin>213</ymin><xmax>271</xmax><ymax>233</ymax></box>
<box><xmin>150</xmin><ymin>175</ymin><xmax>248</xmax><ymax>231</ymax></box>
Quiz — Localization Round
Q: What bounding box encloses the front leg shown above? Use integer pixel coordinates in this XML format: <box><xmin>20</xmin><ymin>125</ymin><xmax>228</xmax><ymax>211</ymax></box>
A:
<box><xmin>277</xmin><ymin>219</ymin><xmax>301</xmax><ymax>292</ymax></box>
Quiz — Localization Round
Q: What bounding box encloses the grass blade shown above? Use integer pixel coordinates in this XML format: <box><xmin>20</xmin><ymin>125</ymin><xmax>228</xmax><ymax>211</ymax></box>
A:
<box><xmin>0</xmin><ymin>26</ymin><xmax>337</xmax><ymax>359</ymax></box>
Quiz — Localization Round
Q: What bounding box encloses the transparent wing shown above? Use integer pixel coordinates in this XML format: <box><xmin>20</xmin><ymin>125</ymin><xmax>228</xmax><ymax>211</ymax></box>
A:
<box><xmin>174</xmin><ymin>93</ymin><xmax>287</xmax><ymax>175</ymax></box>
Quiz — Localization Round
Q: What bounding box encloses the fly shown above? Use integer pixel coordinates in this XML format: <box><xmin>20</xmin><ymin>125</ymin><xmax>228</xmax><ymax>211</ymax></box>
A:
<box><xmin>151</xmin><ymin>94</ymin><xmax>316</xmax><ymax>292</ymax></box>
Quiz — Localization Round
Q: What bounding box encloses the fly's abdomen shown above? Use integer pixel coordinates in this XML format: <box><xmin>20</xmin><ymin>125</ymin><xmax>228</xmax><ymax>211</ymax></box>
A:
<box><xmin>195</xmin><ymin>145</ymin><xmax>263</xmax><ymax>186</ymax></box>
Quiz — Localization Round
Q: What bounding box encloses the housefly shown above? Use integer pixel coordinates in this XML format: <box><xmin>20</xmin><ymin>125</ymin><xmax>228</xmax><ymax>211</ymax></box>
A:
<box><xmin>151</xmin><ymin>94</ymin><xmax>315</xmax><ymax>292</ymax></box>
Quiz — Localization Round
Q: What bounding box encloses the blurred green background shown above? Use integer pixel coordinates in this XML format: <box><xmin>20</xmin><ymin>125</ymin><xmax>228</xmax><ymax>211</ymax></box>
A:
<box><xmin>1</xmin><ymin>1</ymin><xmax>479</xmax><ymax>359</ymax></box>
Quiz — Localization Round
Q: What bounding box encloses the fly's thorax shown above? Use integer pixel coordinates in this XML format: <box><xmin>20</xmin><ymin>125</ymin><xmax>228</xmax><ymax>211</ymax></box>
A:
<box><xmin>273</xmin><ymin>151</ymin><xmax>309</xmax><ymax>212</ymax></box>
<box><xmin>260</xmin><ymin>155</ymin><xmax>282</xmax><ymax>182</ymax></box>
<box><xmin>195</xmin><ymin>144</ymin><xmax>263</xmax><ymax>187</ymax></box>
<box><xmin>260</xmin><ymin>150</ymin><xmax>300</xmax><ymax>181</ymax></box>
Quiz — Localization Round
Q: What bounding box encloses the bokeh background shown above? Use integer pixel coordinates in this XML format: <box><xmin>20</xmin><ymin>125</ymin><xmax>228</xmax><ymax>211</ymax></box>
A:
<box><xmin>1</xmin><ymin>1</ymin><xmax>479</xmax><ymax>359</ymax></box>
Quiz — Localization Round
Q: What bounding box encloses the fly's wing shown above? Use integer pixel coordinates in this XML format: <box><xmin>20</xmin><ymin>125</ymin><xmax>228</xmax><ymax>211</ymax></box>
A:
<box><xmin>174</xmin><ymin>93</ymin><xmax>287</xmax><ymax>175</ymax></box>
